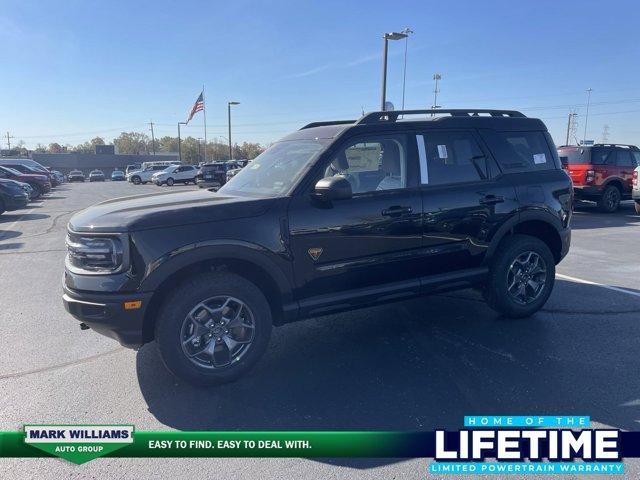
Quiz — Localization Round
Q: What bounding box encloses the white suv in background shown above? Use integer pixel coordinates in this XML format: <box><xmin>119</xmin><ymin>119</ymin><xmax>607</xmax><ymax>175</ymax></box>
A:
<box><xmin>127</xmin><ymin>165</ymin><xmax>171</xmax><ymax>185</ymax></box>
<box><xmin>152</xmin><ymin>164</ymin><xmax>198</xmax><ymax>186</ymax></box>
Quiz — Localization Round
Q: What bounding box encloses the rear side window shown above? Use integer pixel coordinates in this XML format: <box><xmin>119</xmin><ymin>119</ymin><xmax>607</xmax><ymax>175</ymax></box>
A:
<box><xmin>482</xmin><ymin>130</ymin><xmax>557</xmax><ymax>172</ymax></box>
<box><xmin>417</xmin><ymin>130</ymin><xmax>488</xmax><ymax>186</ymax></box>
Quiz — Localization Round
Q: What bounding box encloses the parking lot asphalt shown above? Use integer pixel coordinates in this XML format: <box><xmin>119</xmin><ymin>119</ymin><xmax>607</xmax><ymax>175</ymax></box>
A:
<box><xmin>1</xmin><ymin>182</ymin><xmax>639</xmax><ymax>479</ymax></box>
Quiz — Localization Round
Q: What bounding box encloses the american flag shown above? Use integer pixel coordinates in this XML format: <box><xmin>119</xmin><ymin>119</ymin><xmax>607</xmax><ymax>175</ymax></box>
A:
<box><xmin>186</xmin><ymin>91</ymin><xmax>204</xmax><ymax>124</ymax></box>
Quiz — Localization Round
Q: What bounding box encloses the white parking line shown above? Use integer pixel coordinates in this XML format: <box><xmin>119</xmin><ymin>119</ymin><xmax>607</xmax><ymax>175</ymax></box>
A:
<box><xmin>556</xmin><ymin>273</ymin><xmax>640</xmax><ymax>299</ymax></box>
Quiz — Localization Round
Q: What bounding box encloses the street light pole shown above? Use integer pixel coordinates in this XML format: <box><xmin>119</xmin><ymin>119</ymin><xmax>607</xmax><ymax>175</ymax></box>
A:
<box><xmin>178</xmin><ymin>121</ymin><xmax>186</xmax><ymax>163</ymax></box>
<box><xmin>380</xmin><ymin>31</ymin><xmax>408</xmax><ymax>111</ymax></box>
<box><xmin>583</xmin><ymin>88</ymin><xmax>593</xmax><ymax>145</ymax></box>
<box><xmin>400</xmin><ymin>27</ymin><xmax>413</xmax><ymax>110</ymax></box>
<box><xmin>227</xmin><ymin>101</ymin><xmax>240</xmax><ymax>160</ymax></box>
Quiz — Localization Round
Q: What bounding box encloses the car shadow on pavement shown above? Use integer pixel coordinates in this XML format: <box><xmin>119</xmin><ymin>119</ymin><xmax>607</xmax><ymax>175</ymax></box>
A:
<box><xmin>572</xmin><ymin>202</ymin><xmax>639</xmax><ymax>230</ymax></box>
<box><xmin>136</xmin><ymin>279</ymin><xmax>640</xmax><ymax>466</ymax></box>
<box><xmin>0</xmin><ymin>213</ymin><xmax>49</xmax><ymax>222</ymax></box>
<box><xmin>0</xmin><ymin>230</ymin><xmax>22</xmax><ymax>241</ymax></box>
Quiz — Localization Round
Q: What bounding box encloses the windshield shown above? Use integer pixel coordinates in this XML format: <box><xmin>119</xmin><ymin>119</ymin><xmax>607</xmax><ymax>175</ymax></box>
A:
<box><xmin>219</xmin><ymin>139</ymin><xmax>327</xmax><ymax>196</ymax></box>
<box><xmin>1</xmin><ymin>166</ymin><xmax>23</xmax><ymax>175</ymax></box>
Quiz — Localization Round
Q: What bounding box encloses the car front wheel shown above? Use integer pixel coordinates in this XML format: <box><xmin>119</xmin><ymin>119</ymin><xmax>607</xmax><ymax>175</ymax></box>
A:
<box><xmin>483</xmin><ymin>235</ymin><xmax>555</xmax><ymax>318</ymax></box>
<box><xmin>155</xmin><ymin>271</ymin><xmax>272</xmax><ymax>386</ymax></box>
<box><xmin>132</xmin><ymin>176</ymin><xmax>141</xmax><ymax>185</ymax></box>
<box><xmin>166</xmin><ymin>177</ymin><xmax>174</xmax><ymax>186</ymax></box>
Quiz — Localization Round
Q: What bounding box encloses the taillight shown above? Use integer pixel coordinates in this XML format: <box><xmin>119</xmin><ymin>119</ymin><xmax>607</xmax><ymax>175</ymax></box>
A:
<box><xmin>585</xmin><ymin>169</ymin><xmax>595</xmax><ymax>184</ymax></box>
<box><xmin>634</xmin><ymin>170</ymin><xmax>638</xmax><ymax>187</ymax></box>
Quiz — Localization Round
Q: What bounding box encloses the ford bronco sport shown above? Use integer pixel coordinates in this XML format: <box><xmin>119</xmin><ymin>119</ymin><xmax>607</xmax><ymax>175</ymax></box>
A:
<box><xmin>63</xmin><ymin>109</ymin><xmax>572</xmax><ymax>386</ymax></box>
<box><xmin>558</xmin><ymin>143</ymin><xmax>639</xmax><ymax>212</ymax></box>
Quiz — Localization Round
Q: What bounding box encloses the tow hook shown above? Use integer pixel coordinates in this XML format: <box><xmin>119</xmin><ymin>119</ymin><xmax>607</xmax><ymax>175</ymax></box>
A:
<box><xmin>79</xmin><ymin>322</ymin><xmax>90</xmax><ymax>330</ymax></box>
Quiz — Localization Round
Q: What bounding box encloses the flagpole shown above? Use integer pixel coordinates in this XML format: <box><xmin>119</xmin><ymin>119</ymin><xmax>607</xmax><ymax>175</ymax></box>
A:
<box><xmin>202</xmin><ymin>85</ymin><xmax>207</xmax><ymax>163</ymax></box>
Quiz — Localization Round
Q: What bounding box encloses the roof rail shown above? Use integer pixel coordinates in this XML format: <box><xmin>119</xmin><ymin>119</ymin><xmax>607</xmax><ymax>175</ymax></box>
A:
<box><xmin>300</xmin><ymin>120</ymin><xmax>356</xmax><ymax>130</ymax></box>
<box><xmin>592</xmin><ymin>143</ymin><xmax>639</xmax><ymax>149</ymax></box>
<box><xmin>357</xmin><ymin>109</ymin><xmax>526</xmax><ymax>124</ymax></box>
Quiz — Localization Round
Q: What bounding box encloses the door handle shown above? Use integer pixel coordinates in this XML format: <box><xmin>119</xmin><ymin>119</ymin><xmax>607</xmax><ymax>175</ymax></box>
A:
<box><xmin>479</xmin><ymin>194</ymin><xmax>505</xmax><ymax>206</ymax></box>
<box><xmin>382</xmin><ymin>206</ymin><xmax>412</xmax><ymax>217</ymax></box>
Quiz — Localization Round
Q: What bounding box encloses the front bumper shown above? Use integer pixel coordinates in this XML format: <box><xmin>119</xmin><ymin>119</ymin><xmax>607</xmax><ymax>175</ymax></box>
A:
<box><xmin>62</xmin><ymin>284</ymin><xmax>153</xmax><ymax>348</ymax></box>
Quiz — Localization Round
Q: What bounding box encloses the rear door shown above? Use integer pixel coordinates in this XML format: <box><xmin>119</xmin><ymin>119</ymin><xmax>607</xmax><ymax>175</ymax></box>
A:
<box><xmin>416</xmin><ymin>129</ymin><xmax>518</xmax><ymax>275</ymax></box>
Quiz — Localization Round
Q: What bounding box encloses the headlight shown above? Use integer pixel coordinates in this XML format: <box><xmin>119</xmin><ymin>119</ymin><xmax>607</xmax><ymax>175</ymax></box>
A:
<box><xmin>66</xmin><ymin>231</ymin><xmax>128</xmax><ymax>274</ymax></box>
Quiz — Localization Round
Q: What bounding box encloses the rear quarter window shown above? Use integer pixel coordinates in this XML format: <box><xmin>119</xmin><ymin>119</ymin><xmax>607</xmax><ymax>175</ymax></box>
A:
<box><xmin>480</xmin><ymin>130</ymin><xmax>558</xmax><ymax>172</ymax></box>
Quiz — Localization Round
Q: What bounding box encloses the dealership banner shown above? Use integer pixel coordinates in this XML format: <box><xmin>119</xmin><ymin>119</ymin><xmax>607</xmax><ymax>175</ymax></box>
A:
<box><xmin>2</xmin><ymin>417</ymin><xmax>640</xmax><ymax>471</ymax></box>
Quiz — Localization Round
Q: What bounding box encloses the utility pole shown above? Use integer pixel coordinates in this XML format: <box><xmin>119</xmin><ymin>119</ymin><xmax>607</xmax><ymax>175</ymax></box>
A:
<box><xmin>565</xmin><ymin>112</ymin><xmax>577</xmax><ymax>145</ymax></box>
<box><xmin>178</xmin><ymin>122</ymin><xmax>186</xmax><ymax>163</ymax></box>
<box><xmin>148</xmin><ymin>120</ymin><xmax>156</xmax><ymax>155</ymax></box>
<box><xmin>197</xmin><ymin>137</ymin><xmax>202</xmax><ymax>163</ymax></box>
<box><xmin>380</xmin><ymin>31</ymin><xmax>408</xmax><ymax>111</ymax></box>
<box><xmin>583</xmin><ymin>88</ymin><xmax>593</xmax><ymax>145</ymax></box>
<box><xmin>5</xmin><ymin>131</ymin><xmax>13</xmax><ymax>153</ymax></box>
<box><xmin>432</xmin><ymin>73</ymin><xmax>441</xmax><ymax>109</ymax></box>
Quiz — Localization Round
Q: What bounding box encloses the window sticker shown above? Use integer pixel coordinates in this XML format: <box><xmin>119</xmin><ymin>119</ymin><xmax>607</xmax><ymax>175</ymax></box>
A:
<box><xmin>533</xmin><ymin>153</ymin><xmax>546</xmax><ymax>164</ymax></box>
<box><xmin>437</xmin><ymin>145</ymin><xmax>448</xmax><ymax>159</ymax></box>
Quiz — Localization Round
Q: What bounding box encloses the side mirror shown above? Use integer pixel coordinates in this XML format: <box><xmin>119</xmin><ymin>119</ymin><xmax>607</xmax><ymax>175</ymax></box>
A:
<box><xmin>313</xmin><ymin>176</ymin><xmax>352</xmax><ymax>202</ymax></box>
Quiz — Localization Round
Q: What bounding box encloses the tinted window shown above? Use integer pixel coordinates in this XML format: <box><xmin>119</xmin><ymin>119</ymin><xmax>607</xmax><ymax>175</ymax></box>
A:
<box><xmin>633</xmin><ymin>152</ymin><xmax>640</xmax><ymax>167</ymax></box>
<box><xmin>325</xmin><ymin>135</ymin><xmax>410</xmax><ymax>194</ymax></box>
<box><xmin>590</xmin><ymin>147</ymin><xmax>614</xmax><ymax>165</ymax></box>
<box><xmin>616</xmin><ymin>150</ymin><xmax>635</xmax><ymax>167</ymax></box>
<box><xmin>419</xmin><ymin>131</ymin><xmax>487</xmax><ymax>185</ymax></box>
<box><xmin>483</xmin><ymin>130</ymin><xmax>556</xmax><ymax>171</ymax></box>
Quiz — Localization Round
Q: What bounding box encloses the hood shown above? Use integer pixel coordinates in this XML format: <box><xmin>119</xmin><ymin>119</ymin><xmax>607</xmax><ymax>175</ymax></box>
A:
<box><xmin>68</xmin><ymin>189</ymin><xmax>276</xmax><ymax>233</ymax></box>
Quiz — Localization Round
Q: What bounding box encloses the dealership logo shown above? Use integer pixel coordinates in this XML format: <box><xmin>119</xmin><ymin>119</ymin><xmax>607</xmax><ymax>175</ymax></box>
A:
<box><xmin>24</xmin><ymin>425</ymin><xmax>134</xmax><ymax>464</ymax></box>
<box><xmin>430</xmin><ymin>416</ymin><xmax>623</xmax><ymax>475</ymax></box>
<box><xmin>308</xmin><ymin>247</ymin><xmax>323</xmax><ymax>261</ymax></box>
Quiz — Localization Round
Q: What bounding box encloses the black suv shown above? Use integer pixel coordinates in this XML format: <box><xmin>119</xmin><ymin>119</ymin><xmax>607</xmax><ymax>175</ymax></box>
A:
<box><xmin>63</xmin><ymin>109</ymin><xmax>572</xmax><ymax>386</ymax></box>
<box><xmin>197</xmin><ymin>161</ymin><xmax>240</xmax><ymax>188</ymax></box>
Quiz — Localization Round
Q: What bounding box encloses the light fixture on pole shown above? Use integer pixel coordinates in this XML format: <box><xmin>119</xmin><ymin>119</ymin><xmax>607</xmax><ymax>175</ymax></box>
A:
<box><xmin>178</xmin><ymin>122</ymin><xmax>186</xmax><ymax>163</ymax></box>
<box><xmin>228</xmin><ymin>101</ymin><xmax>240</xmax><ymax>160</ymax></box>
<box><xmin>381</xmin><ymin>31</ymin><xmax>408</xmax><ymax>111</ymax></box>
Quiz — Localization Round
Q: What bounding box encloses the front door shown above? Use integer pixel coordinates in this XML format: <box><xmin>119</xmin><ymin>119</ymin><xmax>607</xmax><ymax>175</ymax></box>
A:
<box><xmin>287</xmin><ymin>132</ymin><xmax>423</xmax><ymax>302</ymax></box>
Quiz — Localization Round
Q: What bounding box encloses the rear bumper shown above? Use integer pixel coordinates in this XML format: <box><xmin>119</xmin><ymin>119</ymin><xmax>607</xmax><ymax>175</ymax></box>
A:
<box><xmin>197</xmin><ymin>179</ymin><xmax>222</xmax><ymax>188</ymax></box>
<box><xmin>573</xmin><ymin>185</ymin><xmax>602</xmax><ymax>199</ymax></box>
<box><xmin>4</xmin><ymin>195</ymin><xmax>29</xmax><ymax>210</ymax></box>
<box><xmin>62</xmin><ymin>284</ymin><xmax>153</xmax><ymax>348</ymax></box>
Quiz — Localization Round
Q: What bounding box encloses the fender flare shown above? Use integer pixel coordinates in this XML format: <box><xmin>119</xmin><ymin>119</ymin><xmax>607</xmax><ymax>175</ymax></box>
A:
<box><xmin>484</xmin><ymin>209</ymin><xmax>562</xmax><ymax>263</ymax></box>
<box><xmin>139</xmin><ymin>239</ymin><xmax>294</xmax><ymax>301</ymax></box>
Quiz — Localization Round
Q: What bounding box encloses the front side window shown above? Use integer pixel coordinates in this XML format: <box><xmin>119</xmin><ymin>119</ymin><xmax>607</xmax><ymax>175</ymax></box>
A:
<box><xmin>324</xmin><ymin>135</ymin><xmax>409</xmax><ymax>194</ymax></box>
<box><xmin>418</xmin><ymin>130</ymin><xmax>487</xmax><ymax>185</ymax></box>
<box><xmin>219</xmin><ymin>139</ymin><xmax>328</xmax><ymax>196</ymax></box>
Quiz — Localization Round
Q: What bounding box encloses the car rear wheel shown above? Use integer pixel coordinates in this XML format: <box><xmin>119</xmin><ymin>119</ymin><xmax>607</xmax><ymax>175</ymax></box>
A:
<box><xmin>166</xmin><ymin>177</ymin><xmax>174</xmax><ymax>186</ymax></box>
<box><xmin>483</xmin><ymin>235</ymin><xmax>555</xmax><ymax>318</ymax></box>
<box><xmin>132</xmin><ymin>176</ymin><xmax>141</xmax><ymax>185</ymax></box>
<box><xmin>597</xmin><ymin>185</ymin><xmax>621</xmax><ymax>213</ymax></box>
<box><xmin>155</xmin><ymin>271</ymin><xmax>272</xmax><ymax>386</ymax></box>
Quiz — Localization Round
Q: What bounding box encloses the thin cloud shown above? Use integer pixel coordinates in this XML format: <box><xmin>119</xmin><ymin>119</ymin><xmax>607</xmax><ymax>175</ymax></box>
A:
<box><xmin>285</xmin><ymin>64</ymin><xmax>333</xmax><ymax>79</ymax></box>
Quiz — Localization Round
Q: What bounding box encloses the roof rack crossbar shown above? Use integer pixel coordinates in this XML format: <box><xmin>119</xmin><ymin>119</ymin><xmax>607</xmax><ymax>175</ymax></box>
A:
<box><xmin>300</xmin><ymin>120</ymin><xmax>356</xmax><ymax>130</ymax></box>
<box><xmin>357</xmin><ymin>109</ymin><xmax>526</xmax><ymax>124</ymax></box>
<box><xmin>592</xmin><ymin>143</ymin><xmax>639</xmax><ymax>149</ymax></box>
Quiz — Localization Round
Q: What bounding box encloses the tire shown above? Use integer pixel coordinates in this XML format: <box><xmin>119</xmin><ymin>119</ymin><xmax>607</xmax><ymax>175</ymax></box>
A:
<box><xmin>132</xmin><ymin>176</ymin><xmax>141</xmax><ymax>185</ymax></box>
<box><xmin>483</xmin><ymin>235</ymin><xmax>555</xmax><ymax>319</ymax></box>
<box><xmin>635</xmin><ymin>201</ymin><xmax>640</xmax><ymax>215</ymax></box>
<box><xmin>155</xmin><ymin>181</ymin><xmax>162</xmax><ymax>186</ymax></box>
<box><xmin>166</xmin><ymin>177</ymin><xmax>174</xmax><ymax>186</ymax></box>
<box><xmin>597</xmin><ymin>185</ymin><xmax>621</xmax><ymax>213</ymax></box>
<box><xmin>155</xmin><ymin>271</ymin><xmax>272</xmax><ymax>386</ymax></box>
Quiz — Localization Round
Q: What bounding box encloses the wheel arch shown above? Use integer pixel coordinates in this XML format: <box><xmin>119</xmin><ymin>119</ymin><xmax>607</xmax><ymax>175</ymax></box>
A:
<box><xmin>140</xmin><ymin>243</ymin><xmax>295</xmax><ymax>343</ymax></box>
<box><xmin>486</xmin><ymin>211</ymin><xmax>564</xmax><ymax>265</ymax></box>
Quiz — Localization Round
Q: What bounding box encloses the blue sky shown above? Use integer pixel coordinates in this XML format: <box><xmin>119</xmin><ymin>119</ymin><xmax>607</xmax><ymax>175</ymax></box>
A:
<box><xmin>1</xmin><ymin>0</ymin><xmax>640</xmax><ymax>148</ymax></box>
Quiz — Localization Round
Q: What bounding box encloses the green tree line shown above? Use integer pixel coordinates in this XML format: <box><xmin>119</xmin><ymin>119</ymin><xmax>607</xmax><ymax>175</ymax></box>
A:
<box><xmin>32</xmin><ymin>133</ymin><xmax>265</xmax><ymax>163</ymax></box>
